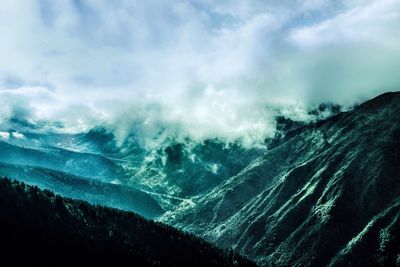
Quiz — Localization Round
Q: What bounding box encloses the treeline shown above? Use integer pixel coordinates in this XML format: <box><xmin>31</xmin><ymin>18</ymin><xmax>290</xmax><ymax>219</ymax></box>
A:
<box><xmin>0</xmin><ymin>177</ymin><xmax>256</xmax><ymax>266</ymax></box>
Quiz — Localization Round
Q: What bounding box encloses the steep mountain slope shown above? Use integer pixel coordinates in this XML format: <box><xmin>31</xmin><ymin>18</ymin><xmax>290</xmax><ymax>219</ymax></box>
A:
<box><xmin>0</xmin><ymin>177</ymin><xmax>256</xmax><ymax>266</ymax></box>
<box><xmin>161</xmin><ymin>92</ymin><xmax>400</xmax><ymax>266</ymax></box>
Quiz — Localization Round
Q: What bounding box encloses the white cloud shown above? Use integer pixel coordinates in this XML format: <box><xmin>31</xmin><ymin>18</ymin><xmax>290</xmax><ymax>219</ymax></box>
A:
<box><xmin>0</xmin><ymin>0</ymin><xmax>399</xmax><ymax>143</ymax></box>
<box><xmin>290</xmin><ymin>0</ymin><xmax>400</xmax><ymax>47</ymax></box>
<box><xmin>0</xmin><ymin>132</ymin><xmax>10</xmax><ymax>140</ymax></box>
<box><xmin>11</xmin><ymin>132</ymin><xmax>24</xmax><ymax>139</ymax></box>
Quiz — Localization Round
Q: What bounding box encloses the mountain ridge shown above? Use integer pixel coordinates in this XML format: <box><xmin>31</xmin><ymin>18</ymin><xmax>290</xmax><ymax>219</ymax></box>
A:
<box><xmin>0</xmin><ymin>177</ymin><xmax>256</xmax><ymax>266</ymax></box>
<box><xmin>161</xmin><ymin>91</ymin><xmax>400</xmax><ymax>266</ymax></box>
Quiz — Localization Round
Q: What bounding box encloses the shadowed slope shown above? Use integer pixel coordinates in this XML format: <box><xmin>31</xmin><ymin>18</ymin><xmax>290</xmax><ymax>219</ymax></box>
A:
<box><xmin>0</xmin><ymin>177</ymin><xmax>256</xmax><ymax>267</ymax></box>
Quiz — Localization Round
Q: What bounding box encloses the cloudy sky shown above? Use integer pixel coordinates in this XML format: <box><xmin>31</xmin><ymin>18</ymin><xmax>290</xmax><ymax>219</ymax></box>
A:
<box><xmin>0</xmin><ymin>0</ymin><xmax>399</xmax><ymax>143</ymax></box>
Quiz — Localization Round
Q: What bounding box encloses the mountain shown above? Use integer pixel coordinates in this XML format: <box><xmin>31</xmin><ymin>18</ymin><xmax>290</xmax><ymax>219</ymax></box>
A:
<box><xmin>0</xmin><ymin>138</ymin><xmax>166</xmax><ymax>218</ymax></box>
<box><xmin>0</xmin><ymin>127</ymin><xmax>263</xmax><ymax>215</ymax></box>
<box><xmin>0</xmin><ymin>162</ymin><xmax>163</xmax><ymax>218</ymax></box>
<box><xmin>161</xmin><ymin>92</ymin><xmax>400</xmax><ymax>266</ymax></box>
<box><xmin>0</xmin><ymin>138</ymin><xmax>125</xmax><ymax>182</ymax></box>
<box><xmin>0</xmin><ymin>177</ymin><xmax>256</xmax><ymax>266</ymax></box>
<box><xmin>1</xmin><ymin>92</ymin><xmax>399</xmax><ymax>266</ymax></box>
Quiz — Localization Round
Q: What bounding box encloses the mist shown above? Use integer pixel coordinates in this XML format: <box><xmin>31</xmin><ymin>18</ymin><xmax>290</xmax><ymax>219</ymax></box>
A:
<box><xmin>1</xmin><ymin>0</ymin><xmax>399</xmax><ymax>145</ymax></box>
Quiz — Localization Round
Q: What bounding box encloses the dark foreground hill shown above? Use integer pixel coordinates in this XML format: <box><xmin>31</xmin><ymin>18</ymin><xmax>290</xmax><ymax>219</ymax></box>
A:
<box><xmin>0</xmin><ymin>177</ymin><xmax>256</xmax><ymax>267</ymax></box>
<box><xmin>162</xmin><ymin>92</ymin><xmax>400</xmax><ymax>266</ymax></box>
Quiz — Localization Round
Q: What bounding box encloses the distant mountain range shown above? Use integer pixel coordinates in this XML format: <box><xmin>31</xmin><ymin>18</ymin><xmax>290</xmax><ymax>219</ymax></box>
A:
<box><xmin>0</xmin><ymin>92</ymin><xmax>399</xmax><ymax>266</ymax></box>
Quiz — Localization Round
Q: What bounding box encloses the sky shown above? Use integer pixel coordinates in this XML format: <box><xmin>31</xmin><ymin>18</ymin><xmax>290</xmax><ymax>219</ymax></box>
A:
<box><xmin>0</xmin><ymin>0</ymin><xmax>399</xmax><ymax>145</ymax></box>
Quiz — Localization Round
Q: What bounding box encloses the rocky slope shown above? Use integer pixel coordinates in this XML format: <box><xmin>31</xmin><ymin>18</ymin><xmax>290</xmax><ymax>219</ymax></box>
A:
<box><xmin>161</xmin><ymin>92</ymin><xmax>400</xmax><ymax>266</ymax></box>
